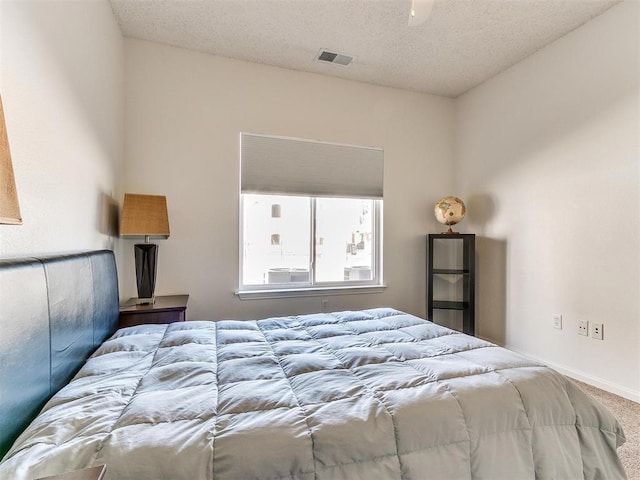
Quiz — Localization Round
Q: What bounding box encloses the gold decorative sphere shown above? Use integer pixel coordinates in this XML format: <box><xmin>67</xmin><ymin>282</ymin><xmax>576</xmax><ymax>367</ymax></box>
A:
<box><xmin>434</xmin><ymin>196</ymin><xmax>466</xmax><ymax>233</ymax></box>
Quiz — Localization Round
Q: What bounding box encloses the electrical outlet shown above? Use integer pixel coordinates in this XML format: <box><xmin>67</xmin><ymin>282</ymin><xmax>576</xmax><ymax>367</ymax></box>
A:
<box><xmin>553</xmin><ymin>314</ymin><xmax>562</xmax><ymax>329</ymax></box>
<box><xmin>592</xmin><ymin>322</ymin><xmax>603</xmax><ymax>340</ymax></box>
<box><xmin>578</xmin><ymin>320</ymin><xmax>589</xmax><ymax>336</ymax></box>
<box><xmin>321</xmin><ymin>299</ymin><xmax>328</xmax><ymax>312</ymax></box>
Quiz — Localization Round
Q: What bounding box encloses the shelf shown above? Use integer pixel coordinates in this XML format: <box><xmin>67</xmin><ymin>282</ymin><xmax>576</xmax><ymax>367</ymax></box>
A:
<box><xmin>432</xmin><ymin>300</ymin><xmax>469</xmax><ymax>310</ymax></box>
<box><xmin>429</xmin><ymin>233</ymin><xmax>476</xmax><ymax>239</ymax></box>
<box><xmin>427</xmin><ymin>233</ymin><xmax>475</xmax><ymax>336</ymax></box>
<box><xmin>432</xmin><ymin>269</ymin><xmax>470</xmax><ymax>275</ymax></box>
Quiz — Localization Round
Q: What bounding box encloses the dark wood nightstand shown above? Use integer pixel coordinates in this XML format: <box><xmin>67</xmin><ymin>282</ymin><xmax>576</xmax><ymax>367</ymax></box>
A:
<box><xmin>37</xmin><ymin>465</ymin><xmax>106</xmax><ymax>480</ymax></box>
<box><xmin>119</xmin><ymin>295</ymin><xmax>189</xmax><ymax>328</ymax></box>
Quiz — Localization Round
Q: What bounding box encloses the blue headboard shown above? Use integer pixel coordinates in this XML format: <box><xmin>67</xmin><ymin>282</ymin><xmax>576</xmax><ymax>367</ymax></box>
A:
<box><xmin>0</xmin><ymin>250</ymin><xmax>119</xmax><ymax>459</ymax></box>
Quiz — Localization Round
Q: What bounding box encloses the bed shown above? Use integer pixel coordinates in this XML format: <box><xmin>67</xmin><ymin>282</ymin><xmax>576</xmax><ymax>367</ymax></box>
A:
<box><xmin>0</xmin><ymin>251</ymin><xmax>627</xmax><ymax>479</ymax></box>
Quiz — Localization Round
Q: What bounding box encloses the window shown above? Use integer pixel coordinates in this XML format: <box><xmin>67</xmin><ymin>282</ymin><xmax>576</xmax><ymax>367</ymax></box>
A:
<box><xmin>239</xmin><ymin>133</ymin><xmax>383</xmax><ymax>295</ymax></box>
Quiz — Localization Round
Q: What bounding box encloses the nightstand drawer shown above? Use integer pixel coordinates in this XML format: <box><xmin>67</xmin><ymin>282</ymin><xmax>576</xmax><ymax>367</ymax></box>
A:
<box><xmin>119</xmin><ymin>309</ymin><xmax>185</xmax><ymax>327</ymax></box>
<box><xmin>119</xmin><ymin>295</ymin><xmax>189</xmax><ymax>328</ymax></box>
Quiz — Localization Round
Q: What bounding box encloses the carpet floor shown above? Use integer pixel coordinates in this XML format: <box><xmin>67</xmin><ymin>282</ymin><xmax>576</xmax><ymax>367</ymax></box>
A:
<box><xmin>571</xmin><ymin>379</ymin><xmax>640</xmax><ymax>480</ymax></box>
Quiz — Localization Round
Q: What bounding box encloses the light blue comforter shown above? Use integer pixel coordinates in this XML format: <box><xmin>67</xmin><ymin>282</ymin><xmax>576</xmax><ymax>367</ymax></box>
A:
<box><xmin>0</xmin><ymin>308</ymin><xmax>627</xmax><ymax>479</ymax></box>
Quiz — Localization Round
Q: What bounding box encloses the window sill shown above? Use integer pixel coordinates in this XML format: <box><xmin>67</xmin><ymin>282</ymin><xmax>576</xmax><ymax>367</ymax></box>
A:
<box><xmin>235</xmin><ymin>284</ymin><xmax>387</xmax><ymax>300</ymax></box>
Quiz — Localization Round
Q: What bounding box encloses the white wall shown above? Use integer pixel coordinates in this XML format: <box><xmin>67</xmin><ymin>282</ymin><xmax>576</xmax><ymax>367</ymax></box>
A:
<box><xmin>456</xmin><ymin>1</ymin><xmax>639</xmax><ymax>400</ymax></box>
<box><xmin>0</xmin><ymin>1</ymin><xmax>123</xmax><ymax>257</ymax></box>
<box><xmin>123</xmin><ymin>39</ymin><xmax>455</xmax><ymax>320</ymax></box>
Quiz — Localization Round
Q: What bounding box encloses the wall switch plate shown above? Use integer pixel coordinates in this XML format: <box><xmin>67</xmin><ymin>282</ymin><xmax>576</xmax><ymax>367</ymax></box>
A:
<box><xmin>592</xmin><ymin>322</ymin><xmax>603</xmax><ymax>340</ymax></box>
<box><xmin>578</xmin><ymin>320</ymin><xmax>589</xmax><ymax>336</ymax></box>
<box><xmin>553</xmin><ymin>314</ymin><xmax>562</xmax><ymax>329</ymax></box>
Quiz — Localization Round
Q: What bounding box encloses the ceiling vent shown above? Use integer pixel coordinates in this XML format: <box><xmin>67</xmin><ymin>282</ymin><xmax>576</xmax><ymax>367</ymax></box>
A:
<box><xmin>315</xmin><ymin>49</ymin><xmax>353</xmax><ymax>66</ymax></box>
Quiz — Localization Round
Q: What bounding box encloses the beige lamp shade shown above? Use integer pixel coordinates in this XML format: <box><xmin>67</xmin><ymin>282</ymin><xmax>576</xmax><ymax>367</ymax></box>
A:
<box><xmin>0</xmin><ymin>95</ymin><xmax>22</xmax><ymax>225</ymax></box>
<box><xmin>120</xmin><ymin>193</ymin><xmax>170</xmax><ymax>239</ymax></box>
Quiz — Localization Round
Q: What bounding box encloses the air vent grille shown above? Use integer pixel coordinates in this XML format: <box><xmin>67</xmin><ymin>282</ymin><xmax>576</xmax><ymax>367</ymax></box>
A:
<box><xmin>316</xmin><ymin>49</ymin><xmax>353</xmax><ymax>66</ymax></box>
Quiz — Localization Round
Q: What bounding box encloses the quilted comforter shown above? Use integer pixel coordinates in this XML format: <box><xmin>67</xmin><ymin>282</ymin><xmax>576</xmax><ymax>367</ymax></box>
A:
<box><xmin>0</xmin><ymin>308</ymin><xmax>626</xmax><ymax>479</ymax></box>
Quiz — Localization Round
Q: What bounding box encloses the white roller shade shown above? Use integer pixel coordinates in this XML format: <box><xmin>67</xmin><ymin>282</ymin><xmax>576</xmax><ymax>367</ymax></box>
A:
<box><xmin>241</xmin><ymin>133</ymin><xmax>383</xmax><ymax>198</ymax></box>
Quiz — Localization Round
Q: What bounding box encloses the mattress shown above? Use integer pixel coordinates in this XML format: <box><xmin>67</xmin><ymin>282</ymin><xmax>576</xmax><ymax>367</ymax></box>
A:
<box><xmin>0</xmin><ymin>308</ymin><xmax>626</xmax><ymax>479</ymax></box>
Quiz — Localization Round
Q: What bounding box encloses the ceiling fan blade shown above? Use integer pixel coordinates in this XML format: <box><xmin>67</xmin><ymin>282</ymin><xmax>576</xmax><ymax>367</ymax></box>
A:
<box><xmin>408</xmin><ymin>0</ymin><xmax>434</xmax><ymax>27</ymax></box>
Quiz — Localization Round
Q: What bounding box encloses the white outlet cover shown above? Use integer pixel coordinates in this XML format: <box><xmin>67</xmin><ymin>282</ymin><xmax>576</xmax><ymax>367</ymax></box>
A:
<box><xmin>578</xmin><ymin>320</ymin><xmax>589</xmax><ymax>336</ymax></box>
<box><xmin>592</xmin><ymin>322</ymin><xmax>603</xmax><ymax>340</ymax></box>
<box><xmin>553</xmin><ymin>314</ymin><xmax>562</xmax><ymax>329</ymax></box>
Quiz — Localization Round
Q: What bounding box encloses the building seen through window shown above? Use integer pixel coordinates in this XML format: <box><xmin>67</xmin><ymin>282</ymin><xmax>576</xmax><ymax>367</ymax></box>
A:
<box><xmin>242</xmin><ymin>194</ymin><xmax>378</xmax><ymax>287</ymax></box>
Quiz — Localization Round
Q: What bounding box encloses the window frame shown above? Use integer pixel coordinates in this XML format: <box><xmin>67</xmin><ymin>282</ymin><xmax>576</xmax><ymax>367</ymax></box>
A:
<box><xmin>237</xmin><ymin>194</ymin><xmax>384</xmax><ymax>298</ymax></box>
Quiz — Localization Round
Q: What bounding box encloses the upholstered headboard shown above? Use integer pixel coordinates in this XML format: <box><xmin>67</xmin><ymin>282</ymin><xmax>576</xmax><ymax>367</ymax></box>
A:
<box><xmin>0</xmin><ymin>250</ymin><xmax>119</xmax><ymax>458</ymax></box>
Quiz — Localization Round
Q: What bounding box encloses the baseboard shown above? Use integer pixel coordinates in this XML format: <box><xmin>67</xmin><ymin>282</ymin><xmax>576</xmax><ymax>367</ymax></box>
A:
<box><xmin>534</xmin><ymin>360</ymin><xmax>640</xmax><ymax>403</ymax></box>
<box><xmin>477</xmin><ymin>335</ymin><xmax>640</xmax><ymax>403</ymax></box>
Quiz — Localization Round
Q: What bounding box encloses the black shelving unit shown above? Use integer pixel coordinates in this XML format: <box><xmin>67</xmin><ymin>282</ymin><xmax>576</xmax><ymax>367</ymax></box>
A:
<box><xmin>427</xmin><ymin>233</ymin><xmax>475</xmax><ymax>336</ymax></box>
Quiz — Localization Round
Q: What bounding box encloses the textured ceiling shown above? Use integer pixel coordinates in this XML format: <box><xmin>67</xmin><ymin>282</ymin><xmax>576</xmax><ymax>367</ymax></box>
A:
<box><xmin>109</xmin><ymin>0</ymin><xmax>621</xmax><ymax>97</ymax></box>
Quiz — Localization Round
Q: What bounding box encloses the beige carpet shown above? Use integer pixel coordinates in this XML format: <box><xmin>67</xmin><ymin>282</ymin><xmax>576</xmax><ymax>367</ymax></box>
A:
<box><xmin>571</xmin><ymin>379</ymin><xmax>640</xmax><ymax>480</ymax></box>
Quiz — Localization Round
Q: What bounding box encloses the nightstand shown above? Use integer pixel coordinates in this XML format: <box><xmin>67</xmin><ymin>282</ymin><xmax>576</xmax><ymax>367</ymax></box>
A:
<box><xmin>119</xmin><ymin>295</ymin><xmax>189</xmax><ymax>328</ymax></box>
<box><xmin>37</xmin><ymin>465</ymin><xmax>106</xmax><ymax>480</ymax></box>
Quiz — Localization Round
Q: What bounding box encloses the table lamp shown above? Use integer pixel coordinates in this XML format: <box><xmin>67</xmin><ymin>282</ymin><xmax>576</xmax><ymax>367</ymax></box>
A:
<box><xmin>120</xmin><ymin>193</ymin><xmax>170</xmax><ymax>304</ymax></box>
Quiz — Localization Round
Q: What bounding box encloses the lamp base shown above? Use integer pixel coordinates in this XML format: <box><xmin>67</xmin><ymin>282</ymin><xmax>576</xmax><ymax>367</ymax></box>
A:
<box><xmin>134</xmin><ymin>296</ymin><xmax>156</xmax><ymax>305</ymax></box>
<box><xmin>134</xmin><ymin>243</ymin><xmax>158</xmax><ymax>299</ymax></box>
